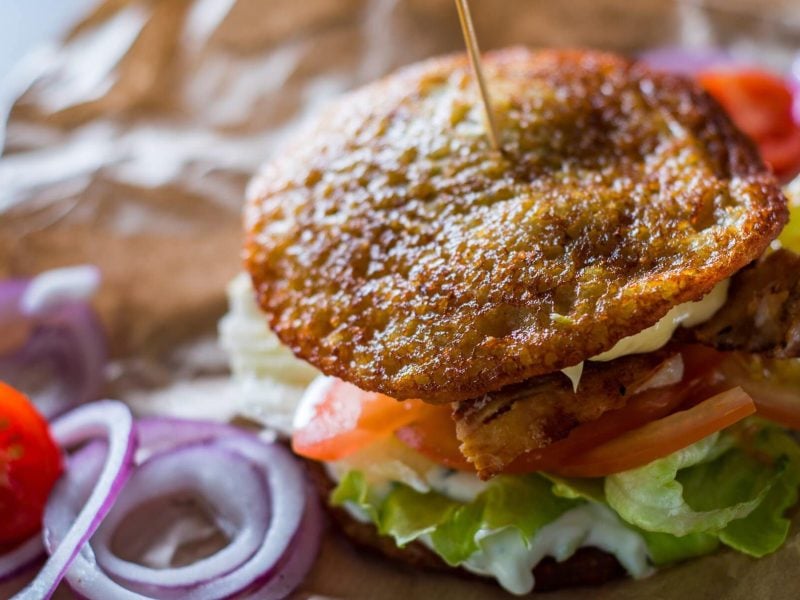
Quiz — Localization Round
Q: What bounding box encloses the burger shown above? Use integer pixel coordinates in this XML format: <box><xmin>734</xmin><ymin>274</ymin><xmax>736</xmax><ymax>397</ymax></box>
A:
<box><xmin>228</xmin><ymin>48</ymin><xmax>800</xmax><ymax>594</ymax></box>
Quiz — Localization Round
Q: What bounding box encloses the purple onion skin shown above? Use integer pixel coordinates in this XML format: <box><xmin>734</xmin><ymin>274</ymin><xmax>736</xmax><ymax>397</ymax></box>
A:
<box><xmin>0</xmin><ymin>276</ymin><xmax>107</xmax><ymax>419</ymax></box>
<box><xmin>40</xmin><ymin>416</ymin><xmax>323</xmax><ymax>600</ymax></box>
<box><xmin>241</xmin><ymin>481</ymin><xmax>325</xmax><ymax>600</ymax></box>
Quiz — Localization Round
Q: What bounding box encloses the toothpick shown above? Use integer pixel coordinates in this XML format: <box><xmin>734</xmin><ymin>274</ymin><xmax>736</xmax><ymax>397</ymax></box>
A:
<box><xmin>454</xmin><ymin>0</ymin><xmax>500</xmax><ymax>151</ymax></box>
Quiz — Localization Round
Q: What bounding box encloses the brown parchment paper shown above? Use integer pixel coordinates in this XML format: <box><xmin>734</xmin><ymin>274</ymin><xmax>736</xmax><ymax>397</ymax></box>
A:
<box><xmin>2</xmin><ymin>0</ymin><xmax>800</xmax><ymax>598</ymax></box>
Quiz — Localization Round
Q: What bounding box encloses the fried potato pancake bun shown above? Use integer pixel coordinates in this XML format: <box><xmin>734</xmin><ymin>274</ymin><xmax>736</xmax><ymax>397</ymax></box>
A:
<box><xmin>245</xmin><ymin>48</ymin><xmax>787</xmax><ymax>403</ymax></box>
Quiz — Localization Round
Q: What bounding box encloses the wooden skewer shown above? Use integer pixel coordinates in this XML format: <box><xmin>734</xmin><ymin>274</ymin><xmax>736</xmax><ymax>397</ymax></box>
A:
<box><xmin>454</xmin><ymin>0</ymin><xmax>501</xmax><ymax>151</ymax></box>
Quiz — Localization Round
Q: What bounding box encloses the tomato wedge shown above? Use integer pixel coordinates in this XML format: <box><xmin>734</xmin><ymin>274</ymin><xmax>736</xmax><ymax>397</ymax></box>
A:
<box><xmin>0</xmin><ymin>382</ymin><xmax>63</xmax><ymax>546</ymax></box>
<box><xmin>292</xmin><ymin>378</ymin><xmax>427</xmax><ymax>461</ymax></box>
<box><xmin>698</xmin><ymin>69</ymin><xmax>800</xmax><ymax>180</ymax></box>
<box><xmin>395</xmin><ymin>404</ymin><xmax>474</xmax><ymax>471</ymax></box>
<box><xmin>552</xmin><ymin>387</ymin><xmax>755</xmax><ymax>477</ymax></box>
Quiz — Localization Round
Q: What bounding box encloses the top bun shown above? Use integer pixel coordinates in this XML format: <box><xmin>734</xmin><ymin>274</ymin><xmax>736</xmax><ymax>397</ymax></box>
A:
<box><xmin>245</xmin><ymin>48</ymin><xmax>787</xmax><ymax>403</ymax></box>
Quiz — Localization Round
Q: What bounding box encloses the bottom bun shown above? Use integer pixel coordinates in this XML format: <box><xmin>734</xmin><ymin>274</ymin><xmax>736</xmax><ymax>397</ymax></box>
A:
<box><xmin>305</xmin><ymin>461</ymin><xmax>625</xmax><ymax>593</ymax></box>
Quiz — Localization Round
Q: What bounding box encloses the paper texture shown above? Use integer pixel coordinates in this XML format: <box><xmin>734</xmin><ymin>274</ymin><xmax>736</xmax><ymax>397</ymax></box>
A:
<box><xmin>1</xmin><ymin>0</ymin><xmax>800</xmax><ymax>598</ymax></box>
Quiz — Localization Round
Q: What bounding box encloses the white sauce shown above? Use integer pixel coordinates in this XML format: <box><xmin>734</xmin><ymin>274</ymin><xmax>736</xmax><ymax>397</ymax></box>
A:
<box><xmin>591</xmin><ymin>279</ymin><xmax>730</xmax><ymax>362</ymax></box>
<box><xmin>561</xmin><ymin>278</ymin><xmax>729</xmax><ymax>388</ymax></box>
<box><xmin>560</xmin><ymin>362</ymin><xmax>584</xmax><ymax>393</ymax></box>
<box><xmin>327</xmin><ymin>439</ymin><xmax>651</xmax><ymax>596</ymax></box>
<box><xmin>21</xmin><ymin>264</ymin><xmax>100</xmax><ymax>315</ymax></box>
<box><xmin>454</xmin><ymin>503</ymin><xmax>651</xmax><ymax>595</ymax></box>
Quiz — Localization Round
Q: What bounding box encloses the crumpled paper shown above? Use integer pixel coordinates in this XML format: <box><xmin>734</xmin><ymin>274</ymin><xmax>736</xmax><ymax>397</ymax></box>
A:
<box><xmin>1</xmin><ymin>0</ymin><xmax>800</xmax><ymax>598</ymax></box>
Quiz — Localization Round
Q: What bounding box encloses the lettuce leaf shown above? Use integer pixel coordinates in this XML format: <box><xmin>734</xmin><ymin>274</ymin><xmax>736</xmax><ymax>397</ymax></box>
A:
<box><xmin>779</xmin><ymin>178</ymin><xmax>800</xmax><ymax>251</ymax></box>
<box><xmin>332</xmin><ymin>421</ymin><xmax>800</xmax><ymax>571</ymax></box>
<box><xmin>605</xmin><ymin>423</ymin><xmax>800</xmax><ymax>557</ymax></box>
<box><xmin>605</xmin><ymin>432</ymin><xmax>773</xmax><ymax>537</ymax></box>
<box><xmin>547</xmin><ymin>473</ymin><xmax>722</xmax><ymax>565</ymax></box>
<box><xmin>638</xmin><ymin>530</ymin><xmax>720</xmax><ymax>565</ymax></box>
<box><xmin>697</xmin><ymin>426</ymin><xmax>800</xmax><ymax>557</ymax></box>
<box><xmin>331</xmin><ymin>471</ymin><xmax>579</xmax><ymax>565</ymax></box>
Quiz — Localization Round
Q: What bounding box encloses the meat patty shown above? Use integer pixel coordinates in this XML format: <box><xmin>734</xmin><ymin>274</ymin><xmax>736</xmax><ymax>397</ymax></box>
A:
<box><xmin>454</xmin><ymin>350</ymin><xmax>675</xmax><ymax>477</ymax></box>
<box><xmin>684</xmin><ymin>248</ymin><xmax>800</xmax><ymax>357</ymax></box>
<box><xmin>245</xmin><ymin>47</ymin><xmax>787</xmax><ymax>404</ymax></box>
<box><xmin>305</xmin><ymin>460</ymin><xmax>625</xmax><ymax>593</ymax></box>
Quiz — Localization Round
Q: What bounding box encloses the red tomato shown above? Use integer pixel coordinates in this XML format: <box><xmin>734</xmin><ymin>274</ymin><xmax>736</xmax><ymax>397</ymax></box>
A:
<box><xmin>503</xmin><ymin>382</ymin><xmax>695</xmax><ymax>474</ymax></box>
<box><xmin>395</xmin><ymin>362</ymin><xmax>722</xmax><ymax>476</ymax></box>
<box><xmin>553</xmin><ymin>387</ymin><xmax>755</xmax><ymax>477</ymax></box>
<box><xmin>698</xmin><ymin>69</ymin><xmax>800</xmax><ymax>180</ymax></box>
<box><xmin>291</xmin><ymin>378</ymin><xmax>428</xmax><ymax>461</ymax></box>
<box><xmin>395</xmin><ymin>404</ymin><xmax>474</xmax><ymax>471</ymax></box>
<box><xmin>715</xmin><ymin>353</ymin><xmax>800</xmax><ymax>431</ymax></box>
<box><xmin>0</xmin><ymin>382</ymin><xmax>63</xmax><ymax>546</ymax></box>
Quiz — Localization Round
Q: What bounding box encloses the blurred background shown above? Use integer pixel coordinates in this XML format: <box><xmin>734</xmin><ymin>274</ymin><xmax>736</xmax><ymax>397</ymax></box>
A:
<box><xmin>0</xmin><ymin>0</ymin><xmax>95</xmax><ymax>80</ymax></box>
<box><xmin>0</xmin><ymin>0</ymin><xmax>799</xmax><ymax>361</ymax></box>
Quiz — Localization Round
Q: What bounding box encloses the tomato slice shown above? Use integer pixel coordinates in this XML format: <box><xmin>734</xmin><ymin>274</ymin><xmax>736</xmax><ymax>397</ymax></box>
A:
<box><xmin>395</xmin><ymin>404</ymin><xmax>474</xmax><ymax>471</ymax></box>
<box><xmin>699</xmin><ymin>70</ymin><xmax>793</xmax><ymax>138</ymax></box>
<box><xmin>292</xmin><ymin>378</ymin><xmax>427</xmax><ymax>461</ymax></box>
<box><xmin>0</xmin><ymin>382</ymin><xmax>63</xmax><ymax>546</ymax></box>
<box><xmin>551</xmin><ymin>387</ymin><xmax>755</xmax><ymax>478</ymax></box>
<box><xmin>504</xmin><ymin>381</ymin><xmax>697</xmax><ymax>474</ymax></box>
<box><xmin>759</xmin><ymin>127</ymin><xmax>800</xmax><ymax>180</ymax></box>
<box><xmin>715</xmin><ymin>354</ymin><xmax>800</xmax><ymax>431</ymax></box>
<box><xmin>698</xmin><ymin>69</ymin><xmax>800</xmax><ymax>180</ymax></box>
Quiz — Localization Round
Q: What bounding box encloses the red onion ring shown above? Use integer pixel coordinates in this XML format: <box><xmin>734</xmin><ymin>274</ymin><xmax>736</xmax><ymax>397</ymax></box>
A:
<box><xmin>92</xmin><ymin>443</ymin><xmax>271</xmax><ymax>591</ymax></box>
<box><xmin>15</xmin><ymin>401</ymin><xmax>136</xmax><ymax>600</ymax></box>
<box><xmin>40</xmin><ymin>417</ymin><xmax>321</xmax><ymax>600</ymax></box>
<box><xmin>0</xmin><ymin>266</ymin><xmax>106</xmax><ymax>418</ymax></box>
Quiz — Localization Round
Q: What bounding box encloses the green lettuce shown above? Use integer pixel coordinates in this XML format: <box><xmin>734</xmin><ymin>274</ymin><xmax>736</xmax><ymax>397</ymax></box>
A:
<box><xmin>547</xmin><ymin>473</ymin><xmax>722</xmax><ymax>565</ymax></box>
<box><xmin>604</xmin><ymin>432</ymin><xmax>770</xmax><ymax>536</ymax></box>
<box><xmin>637</xmin><ymin>530</ymin><xmax>720</xmax><ymax>565</ymax></box>
<box><xmin>605</xmin><ymin>424</ymin><xmax>800</xmax><ymax>557</ymax></box>
<box><xmin>332</xmin><ymin>422</ymin><xmax>800</xmax><ymax>571</ymax></box>
<box><xmin>779</xmin><ymin>179</ymin><xmax>800</xmax><ymax>251</ymax></box>
<box><xmin>332</xmin><ymin>472</ymin><xmax>580</xmax><ymax>565</ymax></box>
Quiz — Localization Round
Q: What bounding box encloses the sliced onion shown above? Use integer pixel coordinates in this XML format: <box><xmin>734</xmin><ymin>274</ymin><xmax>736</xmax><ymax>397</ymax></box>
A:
<box><xmin>133</xmin><ymin>417</ymin><xmax>244</xmax><ymax>462</ymax></box>
<box><xmin>183</xmin><ymin>435</ymin><xmax>308</xmax><ymax>600</ymax></box>
<box><xmin>15</xmin><ymin>401</ymin><xmax>136</xmax><ymax>600</ymax></box>
<box><xmin>92</xmin><ymin>443</ymin><xmax>271</xmax><ymax>591</ymax></box>
<box><xmin>38</xmin><ymin>416</ymin><xmax>321</xmax><ymax>600</ymax></box>
<box><xmin>0</xmin><ymin>266</ymin><xmax>106</xmax><ymax>418</ymax></box>
<box><xmin>0</xmin><ymin>537</ymin><xmax>44</xmax><ymax>583</ymax></box>
<box><xmin>249</xmin><ymin>488</ymin><xmax>322</xmax><ymax>600</ymax></box>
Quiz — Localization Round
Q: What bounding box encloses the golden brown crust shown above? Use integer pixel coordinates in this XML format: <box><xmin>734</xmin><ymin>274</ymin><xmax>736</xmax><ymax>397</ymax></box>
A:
<box><xmin>245</xmin><ymin>47</ymin><xmax>787</xmax><ymax>403</ymax></box>
<box><xmin>305</xmin><ymin>460</ymin><xmax>625</xmax><ymax>593</ymax></box>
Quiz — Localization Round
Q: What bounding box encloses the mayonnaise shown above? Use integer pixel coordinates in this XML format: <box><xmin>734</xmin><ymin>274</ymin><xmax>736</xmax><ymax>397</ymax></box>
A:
<box><xmin>327</xmin><ymin>438</ymin><xmax>651</xmax><ymax>596</ymax></box>
<box><xmin>561</xmin><ymin>278</ymin><xmax>729</xmax><ymax>387</ymax></box>
<box><xmin>325</xmin><ymin>436</ymin><xmax>489</xmax><ymax>501</ymax></box>
<box><xmin>455</xmin><ymin>502</ymin><xmax>651</xmax><ymax>595</ymax></box>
